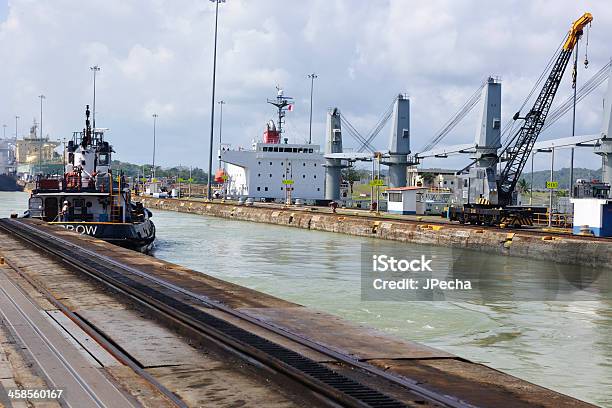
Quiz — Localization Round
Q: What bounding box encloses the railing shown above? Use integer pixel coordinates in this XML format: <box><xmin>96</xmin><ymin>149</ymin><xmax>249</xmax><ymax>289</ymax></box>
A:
<box><xmin>533</xmin><ymin>212</ymin><xmax>573</xmax><ymax>228</ymax></box>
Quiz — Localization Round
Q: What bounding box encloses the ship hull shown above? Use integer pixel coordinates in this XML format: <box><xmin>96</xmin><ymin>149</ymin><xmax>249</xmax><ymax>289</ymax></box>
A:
<box><xmin>50</xmin><ymin>219</ymin><xmax>156</xmax><ymax>253</ymax></box>
<box><xmin>0</xmin><ymin>175</ymin><xmax>24</xmax><ymax>192</ymax></box>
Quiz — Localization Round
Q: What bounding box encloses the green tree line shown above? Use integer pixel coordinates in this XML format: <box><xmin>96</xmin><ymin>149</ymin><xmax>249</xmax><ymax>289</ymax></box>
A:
<box><xmin>111</xmin><ymin>160</ymin><xmax>209</xmax><ymax>183</ymax></box>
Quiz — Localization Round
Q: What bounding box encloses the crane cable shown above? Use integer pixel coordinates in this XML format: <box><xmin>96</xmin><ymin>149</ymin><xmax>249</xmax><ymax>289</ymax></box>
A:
<box><xmin>357</xmin><ymin>96</ymin><xmax>398</xmax><ymax>153</ymax></box>
<box><xmin>494</xmin><ymin>35</ymin><xmax>568</xmax><ymax>159</ymax></box>
<box><xmin>419</xmin><ymin>80</ymin><xmax>486</xmax><ymax>153</ymax></box>
<box><xmin>339</xmin><ymin>115</ymin><xmax>376</xmax><ymax>153</ymax></box>
<box><xmin>542</xmin><ymin>59</ymin><xmax>610</xmax><ymax>132</ymax></box>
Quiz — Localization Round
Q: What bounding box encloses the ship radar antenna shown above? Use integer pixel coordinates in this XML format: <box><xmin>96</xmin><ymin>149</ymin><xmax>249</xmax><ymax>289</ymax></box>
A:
<box><xmin>267</xmin><ymin>86</ymin><xmax>293</xmax><ymax>135</ymax></box>
<box><xmin>83</xmin><ymin>105</ymin><xmax>92</xmax><ymax>148</ymax></box>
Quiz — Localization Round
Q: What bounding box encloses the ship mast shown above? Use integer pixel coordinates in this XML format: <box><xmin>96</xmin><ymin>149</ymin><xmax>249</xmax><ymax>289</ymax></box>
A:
<box><xmin>266</xmin><ymin>86</ymin><xmax>293</xmax><ymax>136</ymax></box>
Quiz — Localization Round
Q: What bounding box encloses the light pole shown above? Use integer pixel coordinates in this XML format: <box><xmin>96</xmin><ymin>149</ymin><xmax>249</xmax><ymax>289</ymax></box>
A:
<box><xmin>549</xmin><ymin>147</ymin><xmax>555</xmax><ymax>227</ymax></box>
<box><xmin>90</xmin><ymin>65</ymin><xmax>100</xmax><ymax>130</ymax></box>
<box><xmin>307</xmin><ymin>73</ymin><xmax>318</xmax><ymax>144</ymax></box>
<box><xmin>38</xmin><ymin>94</ymin><xmax>45</xmax><ymax>174</ymax></box>
<box><xmin>217</xmin><ymin>100</ymin><xmax>225</xmax><ymax>168</ymax></box>
<box><xmin>152</xmin><ymin>114</ymin><xmax>158</xmax><ymax>180</ymax></box>
<box><xmin>530</xmin><ymin>151</ymin><xmax>535</xmax><ymax>205</ymax></box>
<box><xmin>207</xmin><ymin>0</ymin><xmax>225</xmax><ymax>200</ymax></box>
<box><xmin>569</xmin><ymin>43</ymin><xmax>579</xmax><ymax>197</ymax></box>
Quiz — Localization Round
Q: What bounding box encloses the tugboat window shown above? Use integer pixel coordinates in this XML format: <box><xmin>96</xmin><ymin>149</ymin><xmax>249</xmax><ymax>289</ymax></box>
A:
<box><xmin>99</xmin><ymin>153</ymin><xmax>109</xmax><ymax>165</ymax></box>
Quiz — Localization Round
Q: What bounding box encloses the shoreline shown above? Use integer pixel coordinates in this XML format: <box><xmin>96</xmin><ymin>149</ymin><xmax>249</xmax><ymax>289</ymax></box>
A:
<box><xmin>138</xmin><ymin>197</ymin><xmax>612</xmax><ymax>269</ymax></box>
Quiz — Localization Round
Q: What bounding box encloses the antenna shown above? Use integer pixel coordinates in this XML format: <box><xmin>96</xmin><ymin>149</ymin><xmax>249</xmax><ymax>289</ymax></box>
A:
<box><xmin>267</xmin><ymin>86</ymin><xmax>293</xmax><ymax>135</ymax></box>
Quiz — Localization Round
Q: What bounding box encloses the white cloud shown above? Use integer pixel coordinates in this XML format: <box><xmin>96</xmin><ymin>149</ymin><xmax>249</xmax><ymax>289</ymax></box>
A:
<box><xmin>0</xmin><ymin>0</ymin><xmax>610</xmax><ymax>172</ymax></box>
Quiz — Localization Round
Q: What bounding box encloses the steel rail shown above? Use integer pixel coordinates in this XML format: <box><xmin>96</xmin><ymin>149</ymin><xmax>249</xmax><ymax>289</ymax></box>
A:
<box><xmin>1</xmin><ymin>219</ymin><xmax>477</xmax><ymax>408</ymax></box>
<box><xmin>0</xmin><ymin>246</ymin><xmax>188</xmax><ymax>408</ymax></box>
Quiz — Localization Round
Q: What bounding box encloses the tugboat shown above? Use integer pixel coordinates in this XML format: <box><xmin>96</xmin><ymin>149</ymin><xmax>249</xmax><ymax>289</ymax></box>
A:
<box><xmin>25</xmin><ymin>105</ymin><xmax>155</xmax><ymax>252</ymax></box>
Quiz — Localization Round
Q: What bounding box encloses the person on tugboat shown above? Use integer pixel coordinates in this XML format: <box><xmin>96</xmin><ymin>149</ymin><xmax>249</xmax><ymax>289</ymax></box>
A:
<box><xmin>60</xmin><ymin>200</ymin><xmax>71</xmax><ymax>222</ymax></box>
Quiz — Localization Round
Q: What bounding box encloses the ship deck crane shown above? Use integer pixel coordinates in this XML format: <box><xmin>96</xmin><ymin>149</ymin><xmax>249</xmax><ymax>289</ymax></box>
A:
<box><xmin>450</xmin><ymin>12</ymin><xmax>593</xmax><ymax>226</ymax></box>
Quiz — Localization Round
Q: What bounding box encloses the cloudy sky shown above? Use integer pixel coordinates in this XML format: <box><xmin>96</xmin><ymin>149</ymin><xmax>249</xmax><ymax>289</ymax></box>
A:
<box><xmin>1</xmin><ymin>0</ymin><xmax>610</xmax><ymax>171</ymax></box>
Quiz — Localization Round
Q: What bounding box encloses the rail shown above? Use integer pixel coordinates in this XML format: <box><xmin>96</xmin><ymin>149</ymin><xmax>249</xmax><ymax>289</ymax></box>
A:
<box><xmin>532</xmin><ymin>212</ymin><xmax>573</xmax><ymax>228</ymax></box>
<box><xmin>0</xmin><ymin>219</ymin><xmax>476</xmax><ymax>408</ymax></box>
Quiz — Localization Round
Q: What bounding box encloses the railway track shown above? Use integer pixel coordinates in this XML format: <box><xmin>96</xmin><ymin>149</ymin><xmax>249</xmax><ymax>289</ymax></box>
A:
<box><xmin>0</xmin><ymin>219</ymin><xmax>477</xmax><ymax>408</ymax></box>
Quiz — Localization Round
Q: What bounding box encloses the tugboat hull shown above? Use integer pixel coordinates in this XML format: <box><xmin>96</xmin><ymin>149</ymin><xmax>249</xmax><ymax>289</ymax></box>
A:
<box><xmin>51</xmin><ymin>219</ymin><xmax>156</xmax><ymax>253</ymax></box>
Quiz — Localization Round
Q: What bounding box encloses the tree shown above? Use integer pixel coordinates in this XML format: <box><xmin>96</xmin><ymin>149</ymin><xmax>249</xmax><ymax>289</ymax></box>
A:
<box><xmin>342</xmin><ymin>166</ymin><xmax>363</xmax><ymax>196</ymax></box>
<box><xmin>421</xmin><ymin>172</ymin><xmax>435</xmax><ymax>187</ymax></box>
<box><xmin>517</xmin><ymin>178</ymin><xmax>530</xmax><ymax>194</ymax></box>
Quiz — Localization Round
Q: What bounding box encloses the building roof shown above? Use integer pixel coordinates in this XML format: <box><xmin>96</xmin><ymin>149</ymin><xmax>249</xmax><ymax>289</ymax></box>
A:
<box><xmin>407</xmin><ymin>168</ymin><xmax>458</xmax><ymax>174</ymax></box>
<box><xmin>385</xmin><ymin>186</ymin><xmax>428</xmax><ymax>191</ymax></box>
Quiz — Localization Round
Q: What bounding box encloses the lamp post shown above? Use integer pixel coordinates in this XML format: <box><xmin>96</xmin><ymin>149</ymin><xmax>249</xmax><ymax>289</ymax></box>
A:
<box><xmin>90</xmin><ymin>65</ymin><xmax>100</xmax><ymax>130</ymax></box>
<box><xmin>569</xmin><ymin>43</ymin><xmax>579</xmax><ymax>197</ymax></box>
<box><xmin>217</xmin><ymin>100</ymin><xmax>225</xmax><ymax>168</ymax></box>
<box><xmin>38</xmin><ymin>94</ymin><xmax>45</xmax><ymax>174</ymax></box>
<box><xmin>152</xmin><ymin>114</ymin><xmax>158</xmax><ymax>180</ymax></box>
<box><xmin>307</xmin><ymin>73</ymin><xmax>318</xmax><ymax>144</ymax></box>
<box><xmin>206</xmin><ymin>0</ymin><xmax>225</xmax><ymax>200</ymax></box>
<box><xmin>549</xmin><ymin>147</ymin><xmax>555</xmax><ymax>228</ymax></box>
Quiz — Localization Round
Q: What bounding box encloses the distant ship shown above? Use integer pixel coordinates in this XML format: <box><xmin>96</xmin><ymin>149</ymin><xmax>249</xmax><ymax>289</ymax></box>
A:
<box><xmin>24</xmin><ymin>105</ymin><xmax>155</xmax><ymax>252</ymax></box>
<box><xmin>0</xmin><ymin>138</ymin><xmax>22</xmax><ymax>192</ymax></box>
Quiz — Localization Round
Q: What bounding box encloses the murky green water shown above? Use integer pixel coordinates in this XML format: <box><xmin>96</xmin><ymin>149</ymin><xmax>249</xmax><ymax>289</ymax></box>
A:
<box><xmin>1</xmin><ymin>192</ymin><xmax>610</xmax><ymax>406</ymax></box>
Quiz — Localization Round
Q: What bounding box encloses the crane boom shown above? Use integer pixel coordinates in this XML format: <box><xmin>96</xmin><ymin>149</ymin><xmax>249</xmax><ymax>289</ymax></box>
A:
<box><xmin>496</xmin><ymin>12</ymin><xmax>593</xmax><ymax>206</ymax></box>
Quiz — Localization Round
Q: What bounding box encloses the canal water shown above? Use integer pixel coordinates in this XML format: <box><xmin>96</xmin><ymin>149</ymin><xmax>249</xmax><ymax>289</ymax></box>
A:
<box><xmin>1</xmin><ymin>191</ymin><xmax>610</xmax><ymax>406</ymax></box>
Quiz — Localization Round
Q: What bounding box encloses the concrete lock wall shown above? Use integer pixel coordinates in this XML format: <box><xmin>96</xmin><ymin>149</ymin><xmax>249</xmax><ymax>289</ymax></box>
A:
<box><xmin>139</xmin><ymin>197</ymin><xmax>612</xmax><ymax>269</ymax></box>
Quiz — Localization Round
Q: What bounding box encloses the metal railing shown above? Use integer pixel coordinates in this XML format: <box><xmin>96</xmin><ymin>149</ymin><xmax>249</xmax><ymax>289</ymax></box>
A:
<box><xmin>533</xmin><ymin>212</ymin><xmax>573</xmax><ymax>228</ymax></box>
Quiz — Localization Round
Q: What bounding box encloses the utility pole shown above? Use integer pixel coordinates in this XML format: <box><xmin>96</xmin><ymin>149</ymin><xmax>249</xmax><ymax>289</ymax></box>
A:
<box><xmin>549</xmin><ymin>148</ymin><xmax>555</xmax><ymax>227</ymax></box>
<box><xmin>38</xmin><ymin>94</ymin><xmax>45</xmax><ymax>175</ymax></box>
<box><xmin>189</xmin><ymin>166</ymin><xmax>192</xmax><ymax>197</ymax></box>
<box><xmin>14</xmin><ymin>116</ymin><xmax>19</xmax><ymax>140</ymax></box>
<box><xmin>569</xmin><ymin>42</ymin><xmax>579</xmax><ymax>197</ymax></box>
<box><xmin>530</xmin><ymin>152</ymin><xmax>535</xmax><ymax>205</ymax></box>
<box><xmin>307</xmin><ymin>73</ymin><xmax>318</xmax><ymax>144</ymax></box>
<box><xmin>152</xmin><ymin>114</ymin><xmax>158</xmax><ymax>180</ymax></box>
<box><xmin>90</xmin><ymin>65</ymin><xmax>100</xmax><ymax>130</ymax></box>
<box><xmin>62</xmin><ymin>138</ymin><xmax>67</xmax><ymax>170</ymax></box>
<box><xmin>217</xmin><ymin>100</ymin><xmax>225</xmax><ymax>169</ymax></box>
<box><xmin>207</xmin><ymin>0</ymin><xmax>225</xmax><ymax>200</ymax></box>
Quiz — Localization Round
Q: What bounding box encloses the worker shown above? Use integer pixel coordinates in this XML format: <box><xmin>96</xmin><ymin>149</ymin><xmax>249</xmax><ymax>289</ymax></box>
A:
<box><xmin>60</xmin><ymin>200</ymin><xmax>71</xmax><ymax>222</ymax></box>
<box><xmin>329</xmin><ymin>201</ymin><xmax>338</xmax><ymax>213</ymax></box>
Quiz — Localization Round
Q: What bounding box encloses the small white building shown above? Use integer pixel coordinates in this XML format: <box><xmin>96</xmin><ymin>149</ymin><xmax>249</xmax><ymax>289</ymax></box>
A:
<box><xmin>570</xmin><ymin>198</ymin><xmax>612</xmax><ymax>237</ymax></box>
<box><xmin>386</xmin><ymin>186</ymin><xmax>427</xmax><ymax>215</ymax></box>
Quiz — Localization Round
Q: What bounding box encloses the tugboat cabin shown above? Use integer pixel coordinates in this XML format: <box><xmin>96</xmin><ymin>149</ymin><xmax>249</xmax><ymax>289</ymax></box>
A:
<box><xmin>28</xmin><ymin>106</ymin><xmax>149</xmax><ymax>226</ymax></box>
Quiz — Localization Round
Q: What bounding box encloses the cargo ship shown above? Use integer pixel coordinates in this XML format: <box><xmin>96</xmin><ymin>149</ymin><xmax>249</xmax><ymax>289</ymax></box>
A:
<box><xmin>25</xmin><ymin>105</ymin><xmax>155</xmax><ymax>252</ymax></box>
